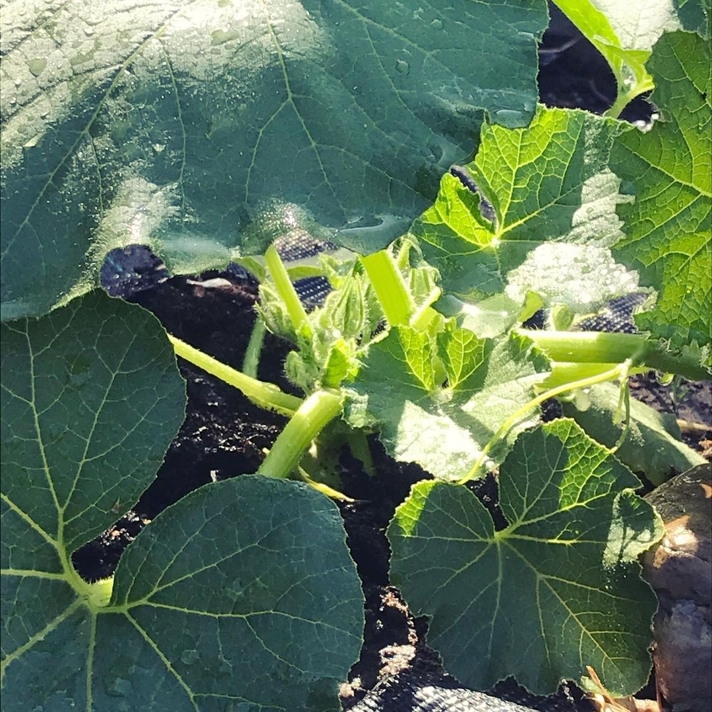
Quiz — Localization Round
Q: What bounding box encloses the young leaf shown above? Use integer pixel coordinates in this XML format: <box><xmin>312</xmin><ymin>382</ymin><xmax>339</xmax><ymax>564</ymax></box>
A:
<box><xmin>388</xmin><ymin>419</ymin><xmax>664</xmax><ymax>697</ymax></box>
<box><xmin>1</xmin><ymin>292</ymin><xmax>363</xmax><ymax>710</ymax></box>
<box><xmin>0</xmin><ymin>0</ymin><xmax>548</xmax><ymax>321</ymax></box>
<box><xmin>412</xmin><ymin>107</ymin><xmax>627</xmax><ymax>301</ymax></box>
<box><xmin>611</xmin><ymin>30</ymin><xmax>711</xmax><ymax>354</ymax></box>
<box><xmin>345</xmin><ymin>327</ymin><xmax>549</xmax><ymax>480</ymax></box>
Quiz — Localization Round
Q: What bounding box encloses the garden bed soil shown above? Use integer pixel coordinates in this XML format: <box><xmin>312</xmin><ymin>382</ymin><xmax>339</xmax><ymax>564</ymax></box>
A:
<box><xmin>72</xmin><ymin>7</ymin><xmax>712</xmax><ymax>710</ymax></box>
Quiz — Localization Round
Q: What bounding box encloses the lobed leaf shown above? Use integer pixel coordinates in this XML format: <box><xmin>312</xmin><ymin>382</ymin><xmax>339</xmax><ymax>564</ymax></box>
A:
<box><xmin>1</xmin><ymin>292</ymin><xmax>363</xmax><ymax>710</ymax></box>
<box><xmin>562</xmin><ymin>382</ymin><xmax>706</xmax><ymax>485</ymax></box>
<box><xmin>412</xmin><ymin>106</ymin><xmax>628</xmax><ymax>301</ymax></box>
<box><xmin>388</xmin><ymin>419</ymin><xmax>664</xmax><ymax>696</ymax></box>
<box><xmin>345</xmin><ymin>326</ymin><xmax>550</xmax><ymax>480</ymax></box>
<box><xmin>611</xmin><ymin>30</ymin><xmax>712</xmax><ymax>353</ymax></box>
<box><xmin>0</xmin><ymin>0</ymin><xmax>548</xmax><ymax>321</ymax></box>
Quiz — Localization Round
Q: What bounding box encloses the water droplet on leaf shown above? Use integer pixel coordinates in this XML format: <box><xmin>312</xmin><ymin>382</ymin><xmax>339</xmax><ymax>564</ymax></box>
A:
<box><xmin>103</xmin><ymin>675</ymin><xmax>133</xmax><ymax>697</ymax></box>
<box><xmin>181</xmin><ymin>649</ymin><xmax>200</xmax><ymax>665</ymax></box>
<box><xmin>395</xmin><ymin>59</ymin><xmax>410</xmax><ymax>76</ymax></box>
<box><xmin>493</xmin><ymin>109</ymin><xmax>525</xmax><ymax>126</ymax></box>
<box><xmin>28</xmin><ymin>58</ymin><xmax>47</xmax><ymax>77</ymax></box>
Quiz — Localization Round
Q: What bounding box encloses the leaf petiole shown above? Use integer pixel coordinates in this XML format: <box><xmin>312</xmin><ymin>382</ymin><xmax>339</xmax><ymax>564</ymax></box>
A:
<box><xmin>520</xmin><ymin>330</ymin><xmax>710</xmax><ymax>381</ymax></box>
<box><xmin>458</xmin><ymin>360</ymin><xmax>633</xmax><ymax>483</ymax></box>
<box><xmin>360</xmin><ymin>250</ymin><xmax>415</xmax><ymax>327</ymax></box>
<box><xmin>169</xmin><ymin>334</ymin><xmax>302</xmax><ymax>416</ymax></box>
<box><xmin>265</xmin><ymin>244</ymin><xmax>311</xmax><ymax>336</ymax></box>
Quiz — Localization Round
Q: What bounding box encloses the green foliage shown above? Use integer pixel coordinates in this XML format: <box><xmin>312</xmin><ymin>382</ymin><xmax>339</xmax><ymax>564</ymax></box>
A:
<box><xmin>0</xmin><ymin>292</ymin><xmax>362</xmax><ymax>711</ymax></box>
<box><xmin>1</xmin><ymin>292</ymin><xmax>185</xmax><ymax>556</ymax></box>
<box><xmin>562</xmin><ymin>383</ymin><xmax>706</xmax><ymax>484</ymax></box>
<box><xmin>388</xmin><ymin>420</ymin><xmax>664</xmax><ymax>696</ymax></box>
<box><xmin>2</xmin><ymin>1</ymin><xmax>711</xmax><ymax>708</ymax></box>
<box><xmin>611</xmin><ymin>30</ymin><xmax>712</xmax><ymax>355</ymax></box>
<box><xmin>552</xmin><ymin>0</ymin><xmax>679</xmax><ymax>114</ymax></box>
<box><xmin>345</xmin><ymin>327</ymin><xmax>549</xmax><ymax>479</ymax></box>
<box><xmin>0</xmin><ymin>0</ymin><xmax>548</xmax><ymax>321</ymax></box>
<box><xmin>412</xmin><ymin>107</ymin><xmax>627</xmax><ymax>301</ymax></box>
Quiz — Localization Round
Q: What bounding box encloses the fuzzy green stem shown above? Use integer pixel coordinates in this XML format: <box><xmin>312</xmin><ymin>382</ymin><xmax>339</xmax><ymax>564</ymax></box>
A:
<box><xmin>605</xmin><ymin>78</ymin><xmax>654</xmax><ymax>120</ymax></box>
<box><xmin>361</xmin><ymin>250</ymin><xmax>415</xmax><ymax>327</ymax></box>
<box><xmin>458</xmin><ymin>361</ymin><xmax>632</xmax><ymax>484</ymax></box>
<box><xmin>520</xmin><ymin>330</ymin><xmax>710</xmax><ymax>381</ymax></box>
<box><xmin>264</xmin><ymin>243</ymin><xmax>311</xmax><ymax>335</ymax></box>
<box><xmin>169</xmin><ymin>335</ymin><xmax>302</xmax><ymax>416</ymax></box>
<box><xmin>242</xmin><ymin>316</ymin><xmax>266</xmax><ymax>378</ymax></box>
<box><xmin>258</xmin><ymin>390</ymin><xmax>343</xmax><ymax>479</ymax></box>
<box><xmin>541</xmin><ymin>362</ymin><xmax>648</xmax><ymax>389</ymax></box>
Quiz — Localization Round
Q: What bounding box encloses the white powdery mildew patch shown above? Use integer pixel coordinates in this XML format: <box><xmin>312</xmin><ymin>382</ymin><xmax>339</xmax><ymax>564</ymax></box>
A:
<box><xmin>505</xmin><ymin>243</ymin><xmax>640</xmax><ymax>313</ymax></box>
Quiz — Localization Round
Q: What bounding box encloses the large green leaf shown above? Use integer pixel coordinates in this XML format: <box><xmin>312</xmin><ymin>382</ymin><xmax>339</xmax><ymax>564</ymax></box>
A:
<box><xmin>1</xmin><ymin>292</ymin><xmax>185</xmax><ymax>556</ymax></box>
<box><xmin>345</xmin><ymin>326</ymin><xmax>550</xmax><ymax>480</ymax></box>
<box><xmin>412</xmin><ymin>106</ymin><xmax>628</xmax><ymax>300</ymax></box>
<box><xmin>1</xmin><ymin>293</ymin><xmax>363</xmax><ymax>710</ymax></box>
<box><xmin>0</xmin><ymin>0</ymin><xmax>548</xmax><ymax>321</ymax></box>
<box><xmin>388</xmin><ymin>419</ymin><xmax>663</xmax><ymax>696</ymax></box>
<box><xmin>611</xmin><ymin>30</ymin><xmax>711</xmax><ymax>353</ymax></box>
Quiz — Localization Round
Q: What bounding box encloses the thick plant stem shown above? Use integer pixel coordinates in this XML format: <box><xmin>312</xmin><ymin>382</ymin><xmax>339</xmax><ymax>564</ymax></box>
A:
<box><xmin>361</xmin><ymin>250</ymin><xmax>414</xmax><ymax>326</ymax></box>
<box><xmin>542</xmin><ymin>362</ymin><xmax>648</xmax><ymax>389</ymax></box>
<box><xmin>264</xmin><ymin>243</ymin><xmax>311</xmax><ymax>335</ymax></box>
<box><xmin>520</xmin><ymin>330</ymin><xmax>710</xmax><ymax>381</ymax></box>
<box><xmin>169</xmin><ymin>335</ymin><xmax>302</xmax><ymax>416</ymax></box>
<box><xmin>258</xmin><ymin>390</ymin><xmax>343</xmax><ymax>479</ymax></box>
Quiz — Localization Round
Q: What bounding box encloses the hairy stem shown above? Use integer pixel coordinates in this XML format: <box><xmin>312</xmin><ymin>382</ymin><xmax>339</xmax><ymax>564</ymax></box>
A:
<box><xmin>360</xmin><ymin>250</ymin><xmax>415</xmax><ymax>327</ymax></box>
<box><xmin>242</xmin><ymin>315</ymin><xmax>266</xmax><ymax>378</ymax></box>
<box><xmin>265</xmin><ymin>243</ymin><xmax>311</xmax><ymax>335</ymax></box>
<box><xmin>258</xmin><ymin>390</ymin><xmax>343</xmax><ymax>479</ymax></box>
<box><xmin>605</xmin><ymin>78</ymin><xmax>654</xmax><ymax>120</ymax></box>
<box><xmin>520</xmin><ymin>330</ymin><xmax>710</xmax><ymax>381</ymax></box>
<box><xmin>169</xmin><ymin>335</ymin><xmax>302</xmax><ymax>416</ymax></box>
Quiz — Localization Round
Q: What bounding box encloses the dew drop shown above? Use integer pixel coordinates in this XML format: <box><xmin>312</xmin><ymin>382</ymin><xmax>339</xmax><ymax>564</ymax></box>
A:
<box><xmin>103</xmin><ymin>675</ymin><xmax>133</xmax><ymax>698</ymax></box>
<box><xmin>493</xmin><ymin>109</ymin><xmax>524</xmax><ymax>126</ymax></box>
<box><xmin>426</xmin><ymin>142</ymin><xmax>443</xmax><ymax>163</ymax></box>
<box><xmin>181</xmin><ymin>649</ymin><xmax>200</xmax><ymax>665</ymax></box>
<box><xmin>395</xmin><ymin>59</ymin><xmax>410</xmax><ymax>76</ymax></box>
<box><xmin>47</xmin><ymin>422</ymin><xmax>67</xmax><ymax>442</ymax></box>
<box><xmin>28</xmin><ymin>58</ymin><xmax>47</xmax><ymax>77</ymax></box>
<box><xmin>69</xmin><ymin>370</ymin><xmax>90</xmax><ymax>388</ymax></box>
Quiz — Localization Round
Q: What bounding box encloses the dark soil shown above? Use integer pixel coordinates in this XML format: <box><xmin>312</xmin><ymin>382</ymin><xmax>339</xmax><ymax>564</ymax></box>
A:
<box><xmin>71</xmin><ymin>5</ymin><xmax>712</xmax><ymax>710</ymax></box>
